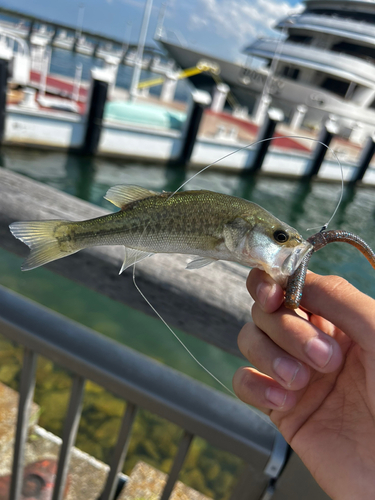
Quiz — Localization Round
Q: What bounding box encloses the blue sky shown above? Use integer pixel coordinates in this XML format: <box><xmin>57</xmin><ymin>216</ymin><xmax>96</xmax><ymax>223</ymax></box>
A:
<box><xmin>0</xmin><ymin>0</ymin><xmax>303</xmax><ymax>61</ymax></box>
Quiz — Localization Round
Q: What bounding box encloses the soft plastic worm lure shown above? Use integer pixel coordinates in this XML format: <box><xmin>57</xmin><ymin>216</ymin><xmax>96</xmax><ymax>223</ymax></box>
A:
<box><xmin>285</xmin><ymin>230</ymin><xmax>375</xmax><ymax>309</ymax></box>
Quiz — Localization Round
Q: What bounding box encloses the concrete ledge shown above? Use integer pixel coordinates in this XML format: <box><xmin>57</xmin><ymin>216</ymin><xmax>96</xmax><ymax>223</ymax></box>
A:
<box><xmin>0</xmin><ymin>382</ymin><xmax>39</xmax><ymax>476</ymax></box>
<box><xmin>120</xmin><ymin>461</ymin><xmax>210</xmax><ymax>500</ymax></box>
<box><xmin>0</xmin><ymin>381</ymin><xmax>125</xmax><ymax>500</ymax></box>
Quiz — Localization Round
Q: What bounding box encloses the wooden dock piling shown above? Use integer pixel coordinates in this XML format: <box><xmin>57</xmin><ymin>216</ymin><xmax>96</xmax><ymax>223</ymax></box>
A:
<box><xmin>351</xmin><ymin>134</ymin><xmax>375</xmax><ymax>183</ymax></box>
<box><xmin>306</xmin><ymin>118</ymin><xmax>339</xmax><ymax>178</ymax></box>
<box><xmin>82</xmin><ymin>70</ymin><xmax>109</xmax><ymax>155</ymax></box>
<box><xmin>177</xmin><ymin>89</ymin><xmax>211</xmax><ymax>165</ymax></box>
<box><xmin>245</xmin><ymin>108</ymin><xmax>284</xmax><ymax>173</ymax></box>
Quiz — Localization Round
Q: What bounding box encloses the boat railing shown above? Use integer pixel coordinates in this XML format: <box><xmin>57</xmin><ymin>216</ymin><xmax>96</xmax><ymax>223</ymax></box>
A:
<box><xmin>0</xmin><ymin>27</ymin><xmax>29</xmax><ymax>58</ymax></box>
<box><xmin>279</xmin><ymin>12</ymin><xmax>375</xmax><ymax>35</ymax></box>
<box><xmin>247</xmin><ymin>38</ymin><xmax>375</xmax><ymax>82</ymax></box>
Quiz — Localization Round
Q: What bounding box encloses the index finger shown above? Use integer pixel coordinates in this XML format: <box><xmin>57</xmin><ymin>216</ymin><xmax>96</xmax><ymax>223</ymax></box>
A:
<box><xmin>300</xmin><ymin>273</ymin><xmax>375</xmax><ymax>352</ymax></box>
<box><xmin>246</xmin><ymin>269</ymin><xmax>284</xmax><ymax>313</ymax></box>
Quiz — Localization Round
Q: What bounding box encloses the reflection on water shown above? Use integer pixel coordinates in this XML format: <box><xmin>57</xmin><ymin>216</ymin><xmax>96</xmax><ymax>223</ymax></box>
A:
<box><xmin>2</xmin><ymin>148</ymin><xmax>375</xmax><ymax>388</ymax></box>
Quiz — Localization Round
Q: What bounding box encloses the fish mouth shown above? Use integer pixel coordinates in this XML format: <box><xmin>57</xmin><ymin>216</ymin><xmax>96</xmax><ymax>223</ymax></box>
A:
<box><xmin>281</xmin><ymin>241</ymin><xmax>313</xmax><ymax>277</ymax></box>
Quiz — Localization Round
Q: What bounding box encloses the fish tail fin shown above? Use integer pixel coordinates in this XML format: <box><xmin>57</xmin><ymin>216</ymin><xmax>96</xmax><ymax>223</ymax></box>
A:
<box><xmin>9</xmin><ymin>220</ymin><xmax>75</xmax><ymax>271</ymax></box>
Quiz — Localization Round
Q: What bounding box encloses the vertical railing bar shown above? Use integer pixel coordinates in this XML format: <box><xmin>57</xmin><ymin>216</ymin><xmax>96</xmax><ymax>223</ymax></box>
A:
<box><xmin>228</xmin><ymin>463</ymin><xmax>258</xmax><ymax>500</ymax></box>
<box><xmin>160</xmin><ymin>430</ymin><xmax>194</xmax><ymax>500</ymax></box>
<box><xmin>9</xmin><ymin>348</ymin><xmax>37</xmax><ymax>500</ymax></box>
<box><xmin>52</xmin><ymin>374</ymin><xmax>85</xmax><ymax>500</ymax></box>
<box><xmin>99</xmin><ymin>402</ymin><xmax>137</xmax><ymax>500</ymax></box>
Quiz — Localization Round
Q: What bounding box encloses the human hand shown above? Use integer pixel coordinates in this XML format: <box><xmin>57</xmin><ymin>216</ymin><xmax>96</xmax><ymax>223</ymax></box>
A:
<box><xmin>233</xmin><ymin>269</ymin><xmax>375</xmax><ymax>499</ymax></box>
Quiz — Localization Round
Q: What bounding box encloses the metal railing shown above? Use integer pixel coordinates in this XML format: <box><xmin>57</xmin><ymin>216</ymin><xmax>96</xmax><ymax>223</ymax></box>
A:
<box><xmin>0</xmin><ymin>284</ymin><xmax>289</xmax><ymax>500</ymax></box>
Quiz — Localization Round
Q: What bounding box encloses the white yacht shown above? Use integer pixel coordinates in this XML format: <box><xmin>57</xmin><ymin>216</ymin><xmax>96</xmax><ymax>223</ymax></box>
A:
<box><xmin>159</xmin><ymin>0</ymin><xmax>375</xmax><ymax>140</ymax></box>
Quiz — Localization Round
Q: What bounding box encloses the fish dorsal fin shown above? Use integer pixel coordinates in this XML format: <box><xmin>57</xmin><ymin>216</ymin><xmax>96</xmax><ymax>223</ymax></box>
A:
<box><xmin>104</xmin><ymin>185</ymin><xmax>158</xmax><ymax>209</ymax></box>
<box><xmin>119</xmin><ymin>247</ymin><xmax>154</xmax><ymax>274</ymax></box>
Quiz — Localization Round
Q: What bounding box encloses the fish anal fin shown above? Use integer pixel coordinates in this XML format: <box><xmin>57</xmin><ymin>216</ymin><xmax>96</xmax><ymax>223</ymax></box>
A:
<box><xmin>119</xmin><ymin>247</ymin><xmax>154</xmax><ymax>274</ymax></box>
<box><xmin>186</xmin><ymin>257</ymin><xmax>216</xmax><ymax>270</ymax></box>
<box><xmin>104</xmin><ymin>185</ymin><xmax>158</xmax><ymax>209</ymax></box>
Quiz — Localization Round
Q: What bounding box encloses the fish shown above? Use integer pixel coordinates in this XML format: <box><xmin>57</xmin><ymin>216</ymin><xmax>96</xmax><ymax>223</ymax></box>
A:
<box><xmin>9</xmin><ymin>185</ymin><xmax>312</xmax><ymax>286</ymax></box>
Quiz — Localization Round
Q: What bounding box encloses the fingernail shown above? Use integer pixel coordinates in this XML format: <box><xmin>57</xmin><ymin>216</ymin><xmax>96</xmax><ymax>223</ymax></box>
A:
<box><xmin>273</xmin><ymin>357</ymin><xmax>301</xmax><ymax>386</ymax></box>
<box><xmin>256</xmin><ymin>282</ymin><xmax>276</xmax><ymax>307</ymax></box>
<box><xmin>265</xmin><ymin>387</ymin><xmax>287</xmax><ymax>407</ymax></box>
<box><xmin>305</xmin><ymin>337</ymin><xmax>333</xmax><ymax>368</ymax></box>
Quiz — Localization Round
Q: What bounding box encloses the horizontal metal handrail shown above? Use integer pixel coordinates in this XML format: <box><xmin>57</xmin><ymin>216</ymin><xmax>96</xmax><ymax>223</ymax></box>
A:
<box><xmin>0</xmin><ymin>284</ymin><xmax>286</xmax><ymax>500</ymax></box>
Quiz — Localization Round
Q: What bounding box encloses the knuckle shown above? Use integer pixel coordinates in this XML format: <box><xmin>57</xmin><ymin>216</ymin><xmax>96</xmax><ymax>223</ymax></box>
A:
<box><xmin>251</xmin><ymin>302</ymin><xmax>261</xmax><ymax>324</ymax></box>
<box><xmin>237</xmin><ymin>323</ymin><xmax>251</xmax><ymax>353</ymax></box>
<box><xmin>320</xmin><ymin>274</ymin><xmax>353</xmax><ymax>298</ymax></box>
<box><xmin>308</xmin><ymin>273</ymin><xmax>354</xmax><ymax>299</ymax></box>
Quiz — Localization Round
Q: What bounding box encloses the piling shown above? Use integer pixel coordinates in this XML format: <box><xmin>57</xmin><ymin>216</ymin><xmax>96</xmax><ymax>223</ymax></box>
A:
<box><xmin>253</xmin><ymin>94</ymin><xmax>272</xmax><ymax>126</ymax></box>
<box><xmin>72</xmin><ymin>34</ymin><xmax>80</xmax><ymax>53</ymax></box>
<box><xmin>81</xmin><ymin>69</ymin><xmax>110</xmax><ymax>155</ymax></box>
<box><xmin>51</xmin><ymin>28</ymin><xmax>58</xmax><ymax>43</ymax></box>
<box><xmin>290</xmin><ymin>104</ymin><xmax>307</xmax><ymax>131</ymax></box>
<box><xmin>177</xmin><ymin>89</ymin><xmax>211</xmax><ymax>165</ymax></box>
<box><xmin>306</xmin><ymin>118</ymin><xmax>339</xmax><ymax>177</ymax></box>
<box><xmin>27</xmin><ymin>21</ymin><xmax>35</xmax><ymax>41</ymax></box>
<box><xmin>245</xmin><ymin>108</ymin><xmax>284</xmax><ymax>173</ymax></box>
<box><xmin>211</xmin><ymin>83</ymin><xmax>230</xmax><ymax>113</ymax></box>
<box><xmin>0</xmin><ymin>57</ymin><xmax>9</xmax><ymax>145</ymax></box>
<box><xmin>351</xmin><ymin>134</ymin><xmax>375</xmax><ymax>183</ymax></box>
<box><xmin>93</xmin><ymin>42</ymin><xmax>100</xmax><ymax>58</ymax></box>
<box><xmin>160</xmin><ymin>73</ymin><xmax>178</xmax><ymax>103</ymax></box>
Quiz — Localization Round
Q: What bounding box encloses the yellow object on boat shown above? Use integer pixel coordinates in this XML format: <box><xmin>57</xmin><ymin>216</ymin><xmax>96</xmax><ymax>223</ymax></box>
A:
<box><xmin>137</xmin><ymin>60</ymin><xmax>221</xmax><ymax>89</ymax></box>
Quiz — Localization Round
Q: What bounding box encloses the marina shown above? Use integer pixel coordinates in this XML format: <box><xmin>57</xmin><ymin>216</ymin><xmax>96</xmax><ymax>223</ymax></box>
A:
<box><xmin>1</xmin><ymin>1</ymin><xmax>375</xmax><ymax>499</ymax></box>
<box><xmin>1</xmin><ymin>3</ymin><xmax>375</xmax><ymax>184</ymax></box>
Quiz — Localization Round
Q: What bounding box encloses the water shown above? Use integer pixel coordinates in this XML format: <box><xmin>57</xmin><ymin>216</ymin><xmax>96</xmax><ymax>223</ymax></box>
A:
<box><xmin>1</xmin><ymin>147</ymin><xmax>375</xmax><ymax>392</ymax></box>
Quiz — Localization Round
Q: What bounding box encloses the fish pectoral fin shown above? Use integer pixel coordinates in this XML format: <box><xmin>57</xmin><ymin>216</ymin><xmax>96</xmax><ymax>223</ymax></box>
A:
<box><xmin>104</xmin><ymin>185</ymin><xmax>158</xmax><ymax>209</ymax></box>
<box><xmin>119</xmin><ymin>247</ymin><xmax>154</xmax><ymax>274</ymax></box>
<box><xmin>186</xmin><ymin>257</ymin><xmax>217</xmax><ymax>270</ymax></box>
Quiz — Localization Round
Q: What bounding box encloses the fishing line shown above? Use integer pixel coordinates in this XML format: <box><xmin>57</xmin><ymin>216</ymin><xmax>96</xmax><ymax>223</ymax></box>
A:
<box><xmin>132</xmin><ymin>261</ymin><xmax>279</xmax><ymax>428</ymax></box>
<box><xmin>132</xmin><ymin>265</ymin><xmax>236</xmax><ymax>397</ymax></box>
<box><xmin>170</xmin><ymin>135</ymin><xmax>344</xmax><ymax>232</ymax></box>
<box><xmin>131</xmin><ymin>133</ymin><xmax>344</xmax><ymax>401</ymax></box>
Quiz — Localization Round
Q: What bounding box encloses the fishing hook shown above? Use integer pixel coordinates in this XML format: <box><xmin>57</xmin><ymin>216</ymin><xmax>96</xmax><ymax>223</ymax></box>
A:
<box><xmin>285</xmin><ymin>230</ymin><xmax>375</xmax><ymax>309</ymax></box>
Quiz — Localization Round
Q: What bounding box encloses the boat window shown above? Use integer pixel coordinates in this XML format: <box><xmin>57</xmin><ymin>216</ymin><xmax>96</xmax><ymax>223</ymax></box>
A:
<box><xmin>286</xmin><ymin>34</ymin><xmax>313</xmax><ymax>45</ymax></box>
<box><xmin>331</xmin><ymin>41</ymin><xmax>375</xmax><ymax>63</ymax></box>
<box><xmin>319</xmin><ymin>77</ymin><xmax>350</xmax><ymax>98</ymax></box>
<box><xmin>368</xmin><ymin>97</ymin><xmax>375</xmax><ymax>110</ymax></box>
<box><xmin>281</xmin><ymin>66</ymin><xmax>300</xmax><ymax>80</ymax></box>
<box><xmin>306</xmin><ymin>8</ymin><xmax>375</xmax><ymax>25</ymax></box>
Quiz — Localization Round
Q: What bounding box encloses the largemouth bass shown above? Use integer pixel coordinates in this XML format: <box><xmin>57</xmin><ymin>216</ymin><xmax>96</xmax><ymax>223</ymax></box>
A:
<box><xmin>9</xmin><ymin>185</ymin><xmax>312</xmax><ymax>285</ymax></box>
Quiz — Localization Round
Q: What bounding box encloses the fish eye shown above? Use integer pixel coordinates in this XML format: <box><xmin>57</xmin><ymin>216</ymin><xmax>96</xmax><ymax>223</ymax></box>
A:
<box><xmin>273</xmin><ymin>229</ymin><xmax>289</xmax><ymax>243</ymax></box>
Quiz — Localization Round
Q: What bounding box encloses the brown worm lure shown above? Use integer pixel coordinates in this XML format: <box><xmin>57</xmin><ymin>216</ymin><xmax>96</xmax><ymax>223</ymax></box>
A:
<box><xmin>285</xmin><ymin>230</ymin><xmax>375</xmax><ymax>309</ymax></box>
